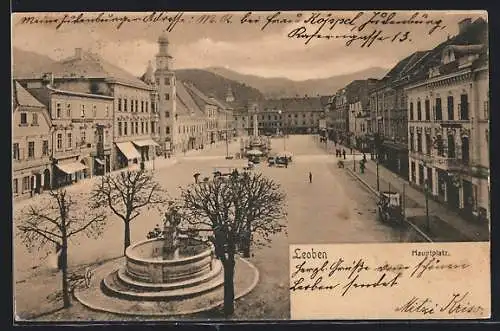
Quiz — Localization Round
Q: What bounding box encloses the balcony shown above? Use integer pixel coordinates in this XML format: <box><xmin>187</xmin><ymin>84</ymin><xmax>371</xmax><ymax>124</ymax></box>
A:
<box><xmin>13</xmin><ymin>156</ymin><xmax>51</xmax><ymax>172</ymax></box>
<box><xmin>433</xmin><ymin>156</ymin><xmax>469</xmax><ymax>172</ymax></box>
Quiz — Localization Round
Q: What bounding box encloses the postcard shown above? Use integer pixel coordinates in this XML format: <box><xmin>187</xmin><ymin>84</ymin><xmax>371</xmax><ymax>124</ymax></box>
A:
<box><xmin>11</xmin><ymin>10</ymin><xmax>490</xmax><ymax>322</ymax></box>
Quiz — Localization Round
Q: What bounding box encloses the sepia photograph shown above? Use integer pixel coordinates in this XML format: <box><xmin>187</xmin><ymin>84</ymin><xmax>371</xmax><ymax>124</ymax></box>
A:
<box><xmin>11</xmin><ymin>10</ymin><xmax>490</xmax><ymax>322</ymax></box>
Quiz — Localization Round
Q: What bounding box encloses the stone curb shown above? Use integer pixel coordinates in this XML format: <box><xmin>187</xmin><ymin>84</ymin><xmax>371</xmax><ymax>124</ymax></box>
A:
<box><xmin>73</xmin><ymin>256</ymin><xmax>260</xmax><ymax>317</ymax></box>
<box><xmin>345</xmin><ymin>167</ymin><xmax>433</xmax><ymax>243</ymax></box>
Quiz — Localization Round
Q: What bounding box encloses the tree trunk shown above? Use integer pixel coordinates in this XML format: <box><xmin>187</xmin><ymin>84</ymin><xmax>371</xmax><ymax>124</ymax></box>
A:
<box><xmin>124</xmin><ymin>220</ymin><xmax>131</xmax><ymax>254</ymax></box>
<box><xmin>223</xmin><ymin>254</ymin><xmax>236</xmax><ymax>317</ymax></box>
<box><xmin>61</xmin><ymin>239</ymin><xmax>71</xmax><ymax>308</ymax></box>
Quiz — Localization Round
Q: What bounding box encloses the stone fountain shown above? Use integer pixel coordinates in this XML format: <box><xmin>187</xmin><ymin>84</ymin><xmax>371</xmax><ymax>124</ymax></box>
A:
<box><xmin>102</xmin><ymin>208</ymin><xmax>224</xmax><ymax>300</ymax></box>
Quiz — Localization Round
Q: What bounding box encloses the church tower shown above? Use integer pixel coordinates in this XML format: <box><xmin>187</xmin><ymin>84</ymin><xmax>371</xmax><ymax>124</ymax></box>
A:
<box><xmin>154</xmin><ymin>33</ymin><xmax>177</xmax><ymax>153</ymax></box>
<box><xmin>225</xmin><ymin>85</ymin><xmax>235</xmax><ymax>103</ymax></box>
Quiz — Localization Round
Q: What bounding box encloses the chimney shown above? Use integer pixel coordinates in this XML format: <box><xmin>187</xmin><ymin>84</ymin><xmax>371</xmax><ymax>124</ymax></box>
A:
<box><xmin>75</xmin><ymin>48</ymin><xmax>83</xmax><ymax>59</ymax></box>
<box><xmin>458</xmin><ymin>18</ymin><xmax>472</xmax><ymax>34</ymax></box>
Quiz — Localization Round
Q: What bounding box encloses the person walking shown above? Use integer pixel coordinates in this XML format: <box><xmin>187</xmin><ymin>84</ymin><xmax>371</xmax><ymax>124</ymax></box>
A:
<box><xmin>309</xmin><ymin>172</ymin><xmax>313</xmax><ymax>183</ymax></box>
<box><xmin>342</xmin><ymin>149</ymin><xmax>346</xmax><ymax>159</ymax></box>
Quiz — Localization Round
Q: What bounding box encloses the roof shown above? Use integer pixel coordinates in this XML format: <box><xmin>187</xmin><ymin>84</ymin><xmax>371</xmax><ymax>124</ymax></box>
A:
<box><xmin>261</xmin><ymin>97</ymin><xmax>325</xmax><ymax>113</ymax></box>
<box><xmin>26</xmin><ymin>50</ymin><xmax>153</xmax><ymax>90</ymax></box>
<box><xmin>176</xmin><ymin>82</ymin><xmax>204</xmax><ymax>117</ymax></box>
<box><xmin>183</xmin><ymin>82</ymin><xmax>219</xmax><ymax>109</ymax></box>
<box><xmin>444</xmin><ymin>44</ymin><xmax>485</xmax><ymax>57</ymax></box>
<box><xmin>13</xmin><ymin>81</ymin><xmax>46</xmax><ymax>108</ymax></box>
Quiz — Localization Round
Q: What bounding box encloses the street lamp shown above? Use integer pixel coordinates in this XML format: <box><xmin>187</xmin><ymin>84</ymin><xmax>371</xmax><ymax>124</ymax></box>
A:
<box><xmin>278</xmin><ymin>110</ymin><xmax>286</xmax><ymax>151</ymax></box>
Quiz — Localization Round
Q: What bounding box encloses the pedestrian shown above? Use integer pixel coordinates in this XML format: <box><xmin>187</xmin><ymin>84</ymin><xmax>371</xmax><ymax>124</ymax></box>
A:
<box><xmin>309</xmin><ymin>172</ymin><xmax>313</xmax><ymax>183</ymax></box>
<box><xmin>342</xmin><ymin>149</ymin><xmax>346</xmax><ymax>159</ymax></box>
<box><xmin>350</xmin><ymin>147</ymin><xmax>353</xmax><ymax>155</ymax></box>
<box><xmin>363</xmin><ymin>153</ymin><xmax>367</xmax><ymax>162</ymax></box>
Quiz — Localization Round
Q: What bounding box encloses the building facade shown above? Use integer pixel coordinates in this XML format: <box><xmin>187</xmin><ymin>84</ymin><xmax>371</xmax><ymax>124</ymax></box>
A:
<box><xmin>406</xmin><ymin>43</ymin><xmax>489</xmax><ymax>222</ymax></box>
<box><xmin>12</xmin><ymin>82</ymin><xmax>52</xmax><ymax>199</ymax></box>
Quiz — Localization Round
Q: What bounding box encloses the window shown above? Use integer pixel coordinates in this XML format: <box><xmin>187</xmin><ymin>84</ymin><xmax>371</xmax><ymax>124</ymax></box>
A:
<box><xmin>32</xmin><ymin>113</ymin><xmax>38</xmax><ymax>125</ymax></box>
<box><xmin>141</xmin><ymin>121</ymin><xmax>144</xmax><ymax>134</ymax></box>
<box><xmin>56</xmin><ymin>103</ymin><xmax>61</xmax><ymax>118</ymax></box>
<box><xmin>57</xmin><ymin>133</ymin><xmax>63</xmax><ymax>150</ymax></box>
<box><xmin>22</xmin><ymin>176</ymin><xmax>30</xmax><ymax>191</ymax></box>
<box><xmin>425</xmin><ymin>133</ymin><xmax>431</xmax><ymax>155</ymax></box>
<box><xmin>124</xmin><ymin>122</ymin><xmax>128</xmax><ymax>135</ymax></box>
<box><xmin>135</xmin><ymin>100</ymin><xmax>138</xmax><ymax>112</ymax></box>
<box><xmin>447</xmin><ymin>96</ymin><xmax>454</xmax><ymax>120</ymax></box>
<box><xmin>424</xmin><ymin>100</ymin><xmax>430</xmax><ymax>120</ymax></box>
<box><xmin>131</xmin><ymin>99</ymin><xmax>134</xmax><ymax>112</ymax></box>
<box><xmin>118</xmin><ymin>122</ymin><xmax>122</xmax><ymax>136</ymax></box>
<box><xmin>67</xmin><ymin>104</ymin><xmax>72</xmax><ymax>117</ymax></box>
<box><xmin>13</xmin><ymin>143</ymin><xmax>20</xmax><ymax>160</ymax></box>
<box><xmin>93</xmin><ymin>105</ymin><xmax>97</xmax><ymax>117</ymax></box>
<box><xmin>165</xmin><ymin>77</ymin><xmax>170</xmax><ymax>85</ymax></box>
<box><xmin>13</xmin><ymin>178</ymin><xmax>18</xmax><ymax>194</ymax></box>
<box><xmin>417</xmin><ymin>101</ymin><xmax>422</xmax><ymax>121</ymax></box>
<box><xmin>156</xmin><ymin>78</ymin><xmax>160</xmax><ymax>85</ymax></box>
<box><xmin>165</xmin><ymin>111</ymin><xmax>170</xmax><ymax>118</ymax></box>
<box><xmin>80</xmin><ymin>130</ymin><xmax>86</xmax><ymax>144</ymax></box>
<box><xmin>135</xmin><ymin>121</ymin><xmax>139</xmax><ymax>134</ymax></box>
<box><xmin>460</xmin><ymin>94</ymin><xmax>469</xmax><ymax>120</ymax></box>
<box><xmin>20</xmin><ymin>112</ymin><xmax>27</xmax><ymax>125</ymax></box>
<box><xmin>118</xmin><ymin>98</ymin><xmax>122</xmax><ymax>112</ymax></box>
<box><xmin>141</xmin><ymin>101</ymin><xmax>144</xmax><ymax>112</ymax></box>
<box><xmin>409</xmin><ymin>103</ymin><xmax>414</xmax><ymax>120</ymax></box>
<box><xmin>436</xmin><ymin>136</ymin><xmax>444</xmax><ymax>156</ymax></box>
<box><xmin>67</xmin><ymin>132</ymin><xmax>72</xmax><ymax>149</ymax></box>
<box><xmin>28</xmin><ymin>141</ymin><xmax>35</xmax><ymax>158</ymax></box>
<box><xmin>80</xmin><ymin>104</ymin><xmax>86</xmax><ymax>118</ymax></box>
<box><xmin>105</xmin><ymin>130</ymin><xmax>109</xmax><ymax>144</ymax></box>
<box><xmin>145</xmin><ymin>122</ymin><xmax>149</xmax><ymax>133</ymax></box>
<box><xmin>42</xmin><ymin>140</ymin><xmax>49</xmax><ymax>156</ymax></box>
<box><xmin>417</xmin><ymin>133</ymin><xmax>422</xmax><ymax>153</ymax></box>
<box><xmin>447</xmin><ymin>135</ymin><xmax>456</xmax><ymax>158</ymax></box>
<box><xmin>435</xmin><ymin>98</ymin><xmax>442</xmax><ymax>120</ymax></box>
<box><xmin>124</xmin><ymin>99</ymin><xmax>128</xmax><ymax>112</ymax></box>
<box><xmin>165</xmin><ymin>93</ymin><xmax>170</xmax><ymax>101</ymax></box>
<box><xmin>151</xmin><ymin>121</ymin><xmax>155</xmax><ymax>133</ymax></box>
<box><xmin>145</xmin><ymin>101</ymin><xmax>149</xmax><ymax>113</ymax></box>
<box><xmin>106</xmin><ymin>106</ymin><xmax>110</xmax><ymax>117</ymax></box>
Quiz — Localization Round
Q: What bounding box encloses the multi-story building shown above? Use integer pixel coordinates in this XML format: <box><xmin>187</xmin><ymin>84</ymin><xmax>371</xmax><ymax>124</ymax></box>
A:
<box><xmin>405</xmin><ymin>17</ymin><xmax>489</xmax><ymax>222</ymax></box>
<box><xmin>12</xmin><ymin>81</ymin><xmax>52</xmax><ymax>199</ymax></box>
<box><xmin>348</xmin><ymin>99</ymin><xmax>370</xmax><ymax>151</ymax></box>
<box><xmin>16</xmin><ymin>48</ymin><xmax>159</xmax><ymax>171</ymax></box>
<box><xmin>24</xmin><ymin>78</ymin><xmax>114</xmax><ymax>188</ymax></box>
<box><xmin>367</xmin><ymin>51</ymin><xmax>432</xmax><ymax>178</ymax></box>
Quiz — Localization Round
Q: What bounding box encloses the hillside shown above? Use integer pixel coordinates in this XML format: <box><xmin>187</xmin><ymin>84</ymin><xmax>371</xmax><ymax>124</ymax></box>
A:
<box><xmin>175</xmin><ymin>69</ymin><xmax>265</xmax><ymax>106</ymax></box>
<box><xmin>12</xmin><ymin>47</ymin><xmax>58</xmax><ymax>78</ymax></box>
<box><xmin>206</xmin><ymin>67</ymin><xmax>389</xmax><ymax>98</ymax></box>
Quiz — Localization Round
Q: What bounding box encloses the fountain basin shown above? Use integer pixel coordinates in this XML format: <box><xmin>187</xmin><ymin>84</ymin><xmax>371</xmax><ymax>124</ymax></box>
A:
<box><xmin>125</xmin><ymin>237</ymin><xmax>215</xmax><ymax>283</ymax></box>
<box><xmin>102</xmin><ymin>237</ymin><xmax>224</xmax><ymax>300</ymax></box>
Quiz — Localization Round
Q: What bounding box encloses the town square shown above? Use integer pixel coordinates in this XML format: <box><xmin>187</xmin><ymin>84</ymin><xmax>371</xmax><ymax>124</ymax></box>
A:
<box><xmin>12</xmin><ymin>10</ymin><xmax>489</xmax><ymax>321</ymax></box>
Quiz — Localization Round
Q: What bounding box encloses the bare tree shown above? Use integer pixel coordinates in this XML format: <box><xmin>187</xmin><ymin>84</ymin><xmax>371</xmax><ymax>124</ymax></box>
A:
<box><xmin>179</xmin><ymin>172</ymin><xmax>286</xmax><ymax>316</ymax></box>
<box><xmin>16</xmin><ymin>189</ymin><xmax>106</xmax><ymax>308</ymax></box>
<box><xmin>90</xmin><ymin>170</ymin><xmax>168</xmax><ymax>254</ymax></box>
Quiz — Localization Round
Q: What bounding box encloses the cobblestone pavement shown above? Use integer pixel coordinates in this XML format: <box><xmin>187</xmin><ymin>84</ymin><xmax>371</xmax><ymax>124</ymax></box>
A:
<box><xmin>14</xmin><ymin>135</ymin><xmax>417</xmax><ymax>320</ymax></box>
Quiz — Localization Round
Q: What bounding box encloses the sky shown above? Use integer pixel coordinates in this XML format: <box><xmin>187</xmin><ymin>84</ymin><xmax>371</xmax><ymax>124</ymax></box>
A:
<box><xmin>11</xmin><ymin>10</ymin><xmax>487</xmax><ymax>81</ymax></box>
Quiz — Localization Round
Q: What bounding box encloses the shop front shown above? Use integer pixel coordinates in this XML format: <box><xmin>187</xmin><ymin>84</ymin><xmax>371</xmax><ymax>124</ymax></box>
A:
<box><xmin>53</xmin><ymin>158</ymin><xmax>88</xmax><ymax>188</ymax></box>
<box><xmin>132</xmin><ymin>139</ymin><xmax>160</xmax><ymax>162</ymax></box>
<box><xmin>115</xmin><ymin>141</ymin><xmax>141</xmax><ymax>169</ymax></box>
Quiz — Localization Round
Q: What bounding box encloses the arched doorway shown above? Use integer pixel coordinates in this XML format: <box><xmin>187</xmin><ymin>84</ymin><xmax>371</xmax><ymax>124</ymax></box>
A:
<box><xmin>43</xmin><ymin>169</ymin><xmax>51</xmax><ymax>190</ymax></box>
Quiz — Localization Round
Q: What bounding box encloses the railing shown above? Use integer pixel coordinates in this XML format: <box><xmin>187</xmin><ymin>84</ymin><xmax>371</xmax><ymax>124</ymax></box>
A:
<box><xmin>433</xmin><ymin>156</ymin><xmax>467</xmax><ymax>171</ymax></box>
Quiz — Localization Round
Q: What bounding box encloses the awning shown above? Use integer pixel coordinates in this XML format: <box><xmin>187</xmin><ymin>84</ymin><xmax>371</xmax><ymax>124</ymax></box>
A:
<box><xmin>95</xmin><ymin>158</ymin><xmax>105</xmax><ymax>166</ymax></box>
<box><xmin>56</xmin><ymin>162</ymin><xmax>88</xmax><ymax>174</ymax></box>
<box><xmin>133</xmin><ymin>139</ymin><xmax>160</xmax><ymax>147</ymax></box>
<box><xmin>116</xmin><ymin>142</ymin><xmax>141</xmax><ymax>160</ymax></box>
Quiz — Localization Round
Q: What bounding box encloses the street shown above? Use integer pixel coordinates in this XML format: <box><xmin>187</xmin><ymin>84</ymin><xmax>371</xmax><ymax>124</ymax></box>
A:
<box><xmin>14</xmin><ymin>135</ymin><xmax>415</xmax><ymax>320</ymax></box>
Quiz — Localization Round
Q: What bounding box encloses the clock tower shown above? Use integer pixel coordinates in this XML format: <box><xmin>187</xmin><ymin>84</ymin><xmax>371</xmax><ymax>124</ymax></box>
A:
<box><xmin>155</xmin><ymin>33</ymin><xmax>177</xmax><ymax>153</ymax></box>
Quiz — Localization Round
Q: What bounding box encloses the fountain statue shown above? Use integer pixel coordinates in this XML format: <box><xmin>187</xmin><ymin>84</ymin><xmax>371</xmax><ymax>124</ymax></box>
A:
<box><xmin>162</xmin><ymin>208</ymin><xmax>181</xmax><ymax>259</ymax></box>
<box><xmin>102</xmin><ymin>203</ymin><xmax>224</xmax><ymax>300</ymax></box>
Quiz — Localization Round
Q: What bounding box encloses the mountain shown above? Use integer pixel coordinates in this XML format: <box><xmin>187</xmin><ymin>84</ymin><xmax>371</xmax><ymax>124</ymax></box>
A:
<box><xmin>205</xmin><ymin>67</ymin><xmax>389</xmax><ymax>98</ymax></box>
<box><xmin>175</xmin><ymin>69</ymin><xmax>265</xmax><ymax>107</ymax></box>
<box><xmin>12</xmin><ymin>48</ymin><xmax>58</xmax><ymax>78</ymax></box>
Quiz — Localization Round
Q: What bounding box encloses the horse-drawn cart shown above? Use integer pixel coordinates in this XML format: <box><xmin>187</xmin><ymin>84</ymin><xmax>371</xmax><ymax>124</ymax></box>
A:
<box><xmin>376</xmin><ymin>191</ymin><xmax>403</xmax><ymax>224</ymax></box>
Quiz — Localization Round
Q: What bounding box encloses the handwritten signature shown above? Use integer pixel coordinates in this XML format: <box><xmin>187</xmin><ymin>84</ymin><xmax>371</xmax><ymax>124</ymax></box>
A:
<box><xmin>395</xmin><ymin>292</ymin><xmax>485</xmax><ymax>315</ymax></box>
